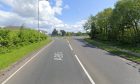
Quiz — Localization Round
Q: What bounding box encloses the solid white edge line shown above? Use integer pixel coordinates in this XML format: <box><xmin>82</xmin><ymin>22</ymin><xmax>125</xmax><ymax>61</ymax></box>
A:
<box><xmin>1</xmin><ymin>41</ymin><xmax>54</xmax><ymax>84</ymax></box>
<box><xmin>74</xmin><ymin>55</ymin><xmax>95</xmax><ymax>84</ymax></box>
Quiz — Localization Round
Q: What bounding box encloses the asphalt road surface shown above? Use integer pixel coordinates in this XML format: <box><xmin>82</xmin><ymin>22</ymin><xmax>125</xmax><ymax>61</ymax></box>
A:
<box><xmin>2</xmin><ymin>38</ymin><xmax>92</xmax><ymax>84</ymax></box>
<box><xmin>69</xmin><ymin>37</ymin><xmax>140</xmax><ymax>84</ymax></box>
<box><xmin>1</xmin><ymin>37</ymin><xmax>140</xmax><ymax>84</ymax></box>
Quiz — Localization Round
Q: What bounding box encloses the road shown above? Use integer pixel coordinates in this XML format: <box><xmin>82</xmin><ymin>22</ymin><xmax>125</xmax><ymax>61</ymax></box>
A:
<box><xmin>1</xmin><ymin>37</ymin><xmax>140</xmax><ymax>84</ymax></box>
<box><xmin>69</xmin><ymin>37</ymin><xmax>140</xmax><ymax>84</ymax></box>
<box><xmin>1</xmin><ymin>38</ymin><xmax>92</xmax><ymax>84</ymax></box>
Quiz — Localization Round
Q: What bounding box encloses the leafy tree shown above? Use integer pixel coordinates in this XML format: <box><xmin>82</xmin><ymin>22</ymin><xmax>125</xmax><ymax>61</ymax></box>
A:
<box><xmin>84</xmin><ymin>0</ymin><xmax>140</xmax><ymax>46</ymax></box>
<box><xmin>51</xmin><ymin>29</ymin><xmax>58</xmax><ymax>36</ymax></box>
<box><xmin>84</xmin><ymin>15</ymin><xmax>97</xmax><ymax>39</ymax></box>
<box><xmin>60</xmin><ymin>30</ymin><xmax>66</xmax><ymax>36</ymax></box>
<box><xmin>0</xmin><ymin>28</ymin><xmax>47</xmax><ymax>54</ymax></box>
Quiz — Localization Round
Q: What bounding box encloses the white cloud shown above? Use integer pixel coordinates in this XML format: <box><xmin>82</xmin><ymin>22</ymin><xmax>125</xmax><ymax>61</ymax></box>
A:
<box><xmin>64</xmin><ymin>5</ymin><xmax>70</xmax><ymax>9</ymax></box>
<box><xmin>53</xmin><ymin>20</ymin><xmax>87</xmax><ymax>33</ymax></box>
<box><xmin>0</xmin><ymin>0</ymin><xmax>86</xmax><ymax>33</ymax></box>
<box><xmin>0</xmin><ymin>10</ymin><xmax>25</xmax><ymax>26</ymax></box>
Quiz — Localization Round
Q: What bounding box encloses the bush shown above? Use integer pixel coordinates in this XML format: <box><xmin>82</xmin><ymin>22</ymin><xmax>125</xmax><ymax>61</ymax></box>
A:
<box><xmin>0</xmin><ymin>28</ymin><xmax>48</xmax><ymax>54</ymax></box>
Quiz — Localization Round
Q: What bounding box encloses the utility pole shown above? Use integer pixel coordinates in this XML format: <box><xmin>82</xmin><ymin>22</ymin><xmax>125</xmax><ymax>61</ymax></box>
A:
<box><xmin>38</xmin><ymin>0</ymin><xmax>49</xmax><ymax>41</ymax></box>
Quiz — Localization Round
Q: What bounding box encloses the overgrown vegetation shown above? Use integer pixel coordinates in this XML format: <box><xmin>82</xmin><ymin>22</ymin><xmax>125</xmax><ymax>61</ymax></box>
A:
<box><xmin>84</xmin><ymin>0</ymin><xmax>140</xmax><ymax>63</ymax></box>
<box><xmin>0</xmin><ymin>39</ymin><xmax>51</xmax><ymax>70</ymax></box>
<box><xmin>0</xmin><ymin>28</ymin><xmax>47</xmax><ymax>54</ymax></box>
<box><xmin>84</xmin><ymin>0</ymin><xmax>140</xmax><ymax>46</ymax></box>
<box><xmin>0</xmin><ymin>27</ymin><xmax>50</xmax><ymax>70</ymax></box>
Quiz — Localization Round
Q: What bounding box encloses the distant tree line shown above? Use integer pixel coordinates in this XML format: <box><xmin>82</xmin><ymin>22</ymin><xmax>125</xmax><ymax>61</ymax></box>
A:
<box><xmin>51</xmin><ymin>28</ymin><xmax>87</xmax><ymax>36</ymax></box>
<box><xmin>84</xmin><ymin>0</ymin><xmax>140</xmax><ymax>46</ymax></box>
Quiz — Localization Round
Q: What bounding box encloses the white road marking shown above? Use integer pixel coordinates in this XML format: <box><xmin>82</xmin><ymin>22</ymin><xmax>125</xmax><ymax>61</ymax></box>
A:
<box><xmin>69</xmin><ymin>44</ymin><xmax>73</xmax><ymax>51</ymax></box>
<box><xmin>66</xmin><ymin>39</ymin><xmax>69</xmax><ymax>44</ymax></box>
<box><xmin>67</xmin><ymin>39</ymin><xmax>95</xmax><ymax>84</ymax></box>
<box><xmin>1</xmin><ymin>41</ymin><xmax>54</xmax><ymax>84</ymax></box>
<box><xmin>66</xmin><ymin>39</ymin><xmax>73</xmax><ymax>51</ymax></box>
<box><xmin>54</xmin><ymin>52</ymin><xmax>63</xmax><ymax>61</ymax></box>
<box><xmin>74</xmin><ymin>55</ymin><xmax>95</xmax><ymax>84</ymax></box>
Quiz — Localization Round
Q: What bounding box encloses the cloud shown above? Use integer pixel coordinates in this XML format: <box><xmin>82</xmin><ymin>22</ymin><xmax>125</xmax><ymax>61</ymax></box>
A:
<box><xmin>53</xmin><ymin>20</ymin><xmax>87</xmax><ymax>33</ymax></box>
<box><xmin>0</xmin><ymin>10</ymin><xmax>25</xmax><ymax>26</ymax></box>
<box><xmin>64</xmin><ymin>5</ymin><xmax>70</xmax><ymax>9</ymax></box>
<box><xmin>0</xmin><ymin>0</ymin><xmax>86</xmax><ymax>33</ymax></box>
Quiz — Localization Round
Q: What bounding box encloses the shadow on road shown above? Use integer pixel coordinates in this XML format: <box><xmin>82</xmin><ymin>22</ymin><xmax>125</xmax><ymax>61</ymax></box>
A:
<box><xmin>75</xmin><ymin>38</ymin><xmax>97</xmax><ymax>48</ymax></box>
<box><xmin>75</xmin><ymin>38</ymin><xmax>140</xmax><ymax>73</ymax></box>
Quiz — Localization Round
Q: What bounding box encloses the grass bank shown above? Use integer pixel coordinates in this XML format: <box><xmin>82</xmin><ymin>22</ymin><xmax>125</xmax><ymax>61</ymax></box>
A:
<box><xmin>0</xmin><ymin>38</ymin><xmax>51</xmax><ymax>70</ymax></box>
<box><xmin>84</xmin><ymin>38</ymin><xmax>140</xmax><ymax>63</ymax></box>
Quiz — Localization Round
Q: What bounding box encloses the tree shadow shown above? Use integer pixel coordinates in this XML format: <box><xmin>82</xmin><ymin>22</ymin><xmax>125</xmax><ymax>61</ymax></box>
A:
<box><xmin>75</xmin><ymin>38</ymin><xmax>97</xmax><ymax>48</ymax></box>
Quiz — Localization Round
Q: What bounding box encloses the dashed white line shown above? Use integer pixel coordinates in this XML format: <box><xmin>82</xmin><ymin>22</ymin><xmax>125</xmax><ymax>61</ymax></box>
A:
<box><xmin>1</xmin><ymin>41</ymin><xmax>54</xmax><ymax>84</ymax></box>
<box><xmin>74</xmin><ymin>55</ymin><xmax>95</xmax><ymax>84</ymax></box>
<box><xmin>66</xmin><ymin>39</ymin><xmax>95</xmax><ymax>84</ymax></box>
<box><xmin>69</xmin><ymin>44</ymin><xmax>73</xmax><ymax>51</ymax></box>
<box><xmin>66</xmin><ymin>39</ymin><xmax>70</xmax><ymax>44</ymax></box>
<box><xmin>66</xmin><ymin>39</ymin><xmax>73</xmax><ymax>51</ymax></box>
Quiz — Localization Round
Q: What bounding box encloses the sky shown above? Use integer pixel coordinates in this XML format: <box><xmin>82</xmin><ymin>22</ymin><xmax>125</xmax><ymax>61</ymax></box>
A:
<box><xmin>0</xmin><ymin>0</ymin><xmax>117</xmax><ymax>33</ymax></box>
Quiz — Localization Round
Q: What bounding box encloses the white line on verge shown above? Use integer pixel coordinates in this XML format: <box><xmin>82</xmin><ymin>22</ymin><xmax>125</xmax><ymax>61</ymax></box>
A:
<box><xmin>74</xmin><ymin>55</ymin><xmax>95</xmax><ymax>84</ymax></box>
<box><xmin>1</xmin><ymin>41</ymin><xmax>54</xmax><ymax>84</ymax></box>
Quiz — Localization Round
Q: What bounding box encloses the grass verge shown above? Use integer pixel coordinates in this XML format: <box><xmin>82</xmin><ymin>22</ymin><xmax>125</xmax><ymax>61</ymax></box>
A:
<box><xmin>84</xmin><ymin>38</ymin><xmax>140</xmax><ymax>64</ymax></box>
<box><xmin>0</xmin><ymin>38</ymin><xmax>51</xmax><ymax>70</ymax></box>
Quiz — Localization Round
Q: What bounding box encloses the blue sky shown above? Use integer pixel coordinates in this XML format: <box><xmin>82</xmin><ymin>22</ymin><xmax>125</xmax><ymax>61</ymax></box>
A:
<box><xmin>0</xmin><ymin>1</ymin><xmax>11</xmax><ymax>11</ymax></box>
<box><xmin>0</xmin><ymin>0</ymin><xmax>118</xmax><ymax>32</ymax></box>
<box><xmin>58</xmin><ymin>0</ymin><xmax>117</xmax><ymax>24</ymax></box>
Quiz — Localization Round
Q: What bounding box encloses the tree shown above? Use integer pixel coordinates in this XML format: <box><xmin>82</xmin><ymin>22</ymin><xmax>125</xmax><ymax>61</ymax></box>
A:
<box><xmin>83</xmin><ymin>0</ymin><xmax>140</xmax><ymax>45</ymax></box>
<box><xmin>95</xmin><ymin>8</ymin><xmax>112</xmax><ymax>40</ymax></box>
<box><xmin>84</xmin><ymin>8</ymin><xmax>113</xmax><ymax>40</ymax></box>
<box><xmin>109</xmin><ymin>0</ymin><xmax>140</xmax><ymax>44</ymax></box>
<box><xmin>84</xmin><ymin>15</ymin><xmax>97</xmax><ymax>39</ymax></box>
<box><xmin>60</xmin><ymin>30</ymin><xmax>66</xmax><ymax>36</ymax></box>
<box><xmin>52</xmin><ymin>29</ymin><xmax>58</xmax><ymax>36</ymax></box>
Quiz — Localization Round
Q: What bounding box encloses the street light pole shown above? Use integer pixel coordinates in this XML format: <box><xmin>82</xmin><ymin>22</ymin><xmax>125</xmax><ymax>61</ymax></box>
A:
<box><xmin>37</xmin><ymin>0</ymin><xmax>48</xmax><ymax>41</ymax></box>
<box><xmin>38</xmin><ymin>0</ymin><xmax>40</xmax><ymax>32</ymax></box>
<box><xmin>37</xmin><ymin>0</ymin><xmax>41</xmax><ymax>41</ymax></box>
<box><xmin>38</xmin><ymin>0</ymin><xmax>49</xmax><ymax>31</ymax></box>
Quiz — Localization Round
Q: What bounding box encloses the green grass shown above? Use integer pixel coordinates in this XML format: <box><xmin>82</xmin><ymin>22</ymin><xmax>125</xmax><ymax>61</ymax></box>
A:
<box><xmin>0</xmin><ymin>38</ymin><xmax>51</xmax><ymax>70</ymax></box>
<box><xmin>84</xmin><ymin>38</ymin><xmax>140</xmax><ymax>63</ymax></box>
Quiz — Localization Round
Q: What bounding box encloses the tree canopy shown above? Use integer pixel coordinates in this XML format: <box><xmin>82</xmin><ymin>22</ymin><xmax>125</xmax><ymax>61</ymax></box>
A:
<box><xmin>84</xmin><ymin>0</ymin><xmax>140</xmax><ymax>45</ymax></box>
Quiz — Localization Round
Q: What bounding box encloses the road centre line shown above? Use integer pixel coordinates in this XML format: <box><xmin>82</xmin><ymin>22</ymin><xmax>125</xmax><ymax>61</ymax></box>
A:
<box><xmin>66</xmin><ymin>39</ymin><xmax>73</xmax><ymax>51</ymax></box>
<box><xmin>74</xmin><ymin>54</ymin><xmax>95</xmax><ymax>84</ymax></box>
<box><xmin>69</xmin><ymin>44</ymin><xmax>73</xmax><ymax>51</ymax></box>
<box><xmin>1</xmin><ymin>41</ymin><xmax>54</xmax><ymax>84</ymax></box>
<box><xmin>66</xmin><ymin>39</ymin><xmax>95</xmax><ymax>84</ymax></box>
<box><xmin>66</xmin><ymin>39</ymin><xmax>70</xmax><ymax>44</ymax></box>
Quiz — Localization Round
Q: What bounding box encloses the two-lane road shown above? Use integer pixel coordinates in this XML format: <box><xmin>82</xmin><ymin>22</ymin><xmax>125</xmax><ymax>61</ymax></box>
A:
<box><xmin>1</xmin><ymin>37</ymin><xmax>140</xmax><ymax>84</ymax></box>
<box><xmin>2</xmin><ymin>38</ymin><xmax>92</xmax><ymax>84</ymax></box>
